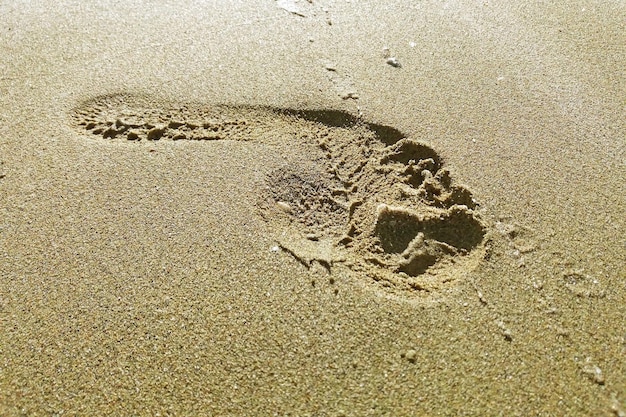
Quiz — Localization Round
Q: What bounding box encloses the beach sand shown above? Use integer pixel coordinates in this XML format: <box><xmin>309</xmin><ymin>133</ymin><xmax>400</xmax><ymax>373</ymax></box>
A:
<box><xmin>1</xmin><ymin>1</ymin><xmax>624</xmax><ymax>415</ymax></box>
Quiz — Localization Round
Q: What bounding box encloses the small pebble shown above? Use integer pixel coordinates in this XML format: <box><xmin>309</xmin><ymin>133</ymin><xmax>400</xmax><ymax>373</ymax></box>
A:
<box><xmin>386</xmin><ymin>57</ymin><xmax>402</xmax><ymax>68</ymax></box>
<box><xmin>405</xmin><ymin>349</ymin><xmax>417</xmax><ymax>363</ymax></box>
<box><xmin>276</xmin><ymin>201</ymin><xmax>292</xmax><ymax>213</ymax></box>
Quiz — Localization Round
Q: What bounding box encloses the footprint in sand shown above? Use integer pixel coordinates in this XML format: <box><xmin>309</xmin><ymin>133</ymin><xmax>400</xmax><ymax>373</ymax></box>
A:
<box><xmin>71</xmin><ymin>93</ymin><xmax>487</xmax><ymax>299</ymax></box>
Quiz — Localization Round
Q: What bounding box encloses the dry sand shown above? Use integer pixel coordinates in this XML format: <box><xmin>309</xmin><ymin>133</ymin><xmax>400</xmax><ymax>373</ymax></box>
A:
<box><xmin>1</xmin><ymin>1</ymin><xmax>625</xmax><ymax>415</ymax></box>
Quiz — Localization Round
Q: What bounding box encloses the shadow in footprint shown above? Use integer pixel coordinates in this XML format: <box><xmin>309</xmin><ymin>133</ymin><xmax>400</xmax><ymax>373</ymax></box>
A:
<box><xmin>374</xmin><ymin>204</ymin><xmax>486</xmax><ymax>277</ymax></box>
<box><xmin>283</xmin><ymin>109</ymin><xmax>406</xmax><ymax>146</ymax></box>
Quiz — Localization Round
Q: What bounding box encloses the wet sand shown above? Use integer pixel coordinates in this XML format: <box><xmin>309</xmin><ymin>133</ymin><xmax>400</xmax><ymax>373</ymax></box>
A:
<box><xmin>1</xmin><ymin>1</ymin><xmax>624</xmax><ymax>415</ymax></box>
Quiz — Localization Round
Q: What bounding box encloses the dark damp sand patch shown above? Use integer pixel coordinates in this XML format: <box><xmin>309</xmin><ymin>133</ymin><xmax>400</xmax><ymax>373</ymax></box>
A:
<box><xmin>72</xmin><ymin>93</ymin><xmax>487</xmax><ymax>300</ymax></box>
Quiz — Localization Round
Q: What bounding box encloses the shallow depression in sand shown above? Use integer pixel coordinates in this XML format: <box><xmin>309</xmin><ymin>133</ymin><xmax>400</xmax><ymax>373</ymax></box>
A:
<box><xmin>72</xmin><ymin>93</ymin><xmax>487</xmax><ymax>299</ymax></box>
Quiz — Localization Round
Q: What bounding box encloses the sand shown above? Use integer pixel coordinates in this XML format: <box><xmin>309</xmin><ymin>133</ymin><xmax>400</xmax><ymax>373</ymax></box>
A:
<box><xmin>1</xmin><ymin>1</ymin><xmax>624</xmax><ymax>415</ymax></box>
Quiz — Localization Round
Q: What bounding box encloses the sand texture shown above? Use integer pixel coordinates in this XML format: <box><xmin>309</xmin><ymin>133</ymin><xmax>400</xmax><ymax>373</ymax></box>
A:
<box><xmin>1</xmin><ymin>1</ymin><xmax>625</xmax><ymax>416</ymax></box>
